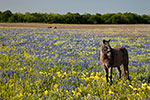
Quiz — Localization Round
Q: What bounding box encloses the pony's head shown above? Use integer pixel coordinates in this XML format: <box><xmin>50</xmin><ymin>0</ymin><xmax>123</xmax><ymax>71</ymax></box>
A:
<box><xmin>101</xmin><ymin>39</ymin><xmax>112</xmax><ymax>53</ymax></box>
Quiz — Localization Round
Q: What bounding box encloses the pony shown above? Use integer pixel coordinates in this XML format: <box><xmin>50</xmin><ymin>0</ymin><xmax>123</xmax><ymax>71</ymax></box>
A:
<box><xmin>100</xmin><ymin>39</ymin><xmax>129</xmax><ymax>83</ymax></box>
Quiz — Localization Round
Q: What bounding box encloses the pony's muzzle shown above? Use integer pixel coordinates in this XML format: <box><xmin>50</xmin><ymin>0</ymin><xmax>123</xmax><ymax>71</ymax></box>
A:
<box><xmin>107</xmin><ymin>48</ymin><xmax>111</xmax><ymax>52</ymax></box>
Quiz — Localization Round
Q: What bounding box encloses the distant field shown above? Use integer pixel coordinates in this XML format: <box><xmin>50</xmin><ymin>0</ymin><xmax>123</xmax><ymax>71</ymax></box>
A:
<box><xmin>1</xmin><ymin>23</ymin><xmax>150</xmax><ymax>37</ymax></box>
<box><xmin>1</xmin><ymin>23</ymin><xmax>150</xmax><ymax>30</ymax></box>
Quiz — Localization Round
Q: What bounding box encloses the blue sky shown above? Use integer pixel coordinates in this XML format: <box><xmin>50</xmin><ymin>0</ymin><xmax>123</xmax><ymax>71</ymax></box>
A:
<box><xmin>0</xmin><ymin>0</ymin><xmax>150</xmax><ymax>14</ymax></box>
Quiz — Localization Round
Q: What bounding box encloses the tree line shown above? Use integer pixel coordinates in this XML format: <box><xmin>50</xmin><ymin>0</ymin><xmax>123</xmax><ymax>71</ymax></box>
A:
<box><xmin>0</xmin><ymin>10</ymin><xmax>150</xmax><ymax>24</ymax></box>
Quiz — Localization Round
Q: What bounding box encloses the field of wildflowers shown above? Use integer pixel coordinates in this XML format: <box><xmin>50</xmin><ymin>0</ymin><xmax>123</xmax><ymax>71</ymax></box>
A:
<box><xmin>0</xmin><ymin>27</ymin><xmax>150</xmax><ymax>100</ymax></box>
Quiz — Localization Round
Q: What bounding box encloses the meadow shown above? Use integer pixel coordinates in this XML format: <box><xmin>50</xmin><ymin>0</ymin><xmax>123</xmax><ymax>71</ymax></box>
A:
<box><xmin>0</xmin><ymin>26</ymin><xmax>150</xmax><ymax>100</ymax></box>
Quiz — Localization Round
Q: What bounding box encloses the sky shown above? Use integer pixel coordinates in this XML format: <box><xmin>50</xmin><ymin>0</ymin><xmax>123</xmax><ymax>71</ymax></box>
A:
<box><xmin>0</xmin><ymin>0</ymin><xmax>150</xmax><ymax>15</ymax></box>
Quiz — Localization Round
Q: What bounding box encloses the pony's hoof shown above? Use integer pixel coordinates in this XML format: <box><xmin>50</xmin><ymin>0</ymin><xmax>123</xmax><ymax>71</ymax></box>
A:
<box><xmin>109</xmin><ymin>81</ymin><xmax>113</xmax><ymax>85</ymax></box>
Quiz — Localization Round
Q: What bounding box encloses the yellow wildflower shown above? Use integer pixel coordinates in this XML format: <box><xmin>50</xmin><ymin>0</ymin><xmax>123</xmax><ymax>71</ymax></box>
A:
<box><xmin>90</xmin><ymin>75</ymin><xmax>95</xmax><ymax>79</ymax></box>
<box><xmin>96</xmin><ymin>72</ymin><xmax>99</xmax><ymax>76</ymax></box>
<box><xmin>72</xmin><ymin>71</ymin><xmax>76</xmax><ymax>75</ymax></box>
<box><xmin>85</xmin><ymin>77</ymin><xmax>90</xmax><ymax>82</ymax></box>
<box><xmin>101</xmin><ymin>75</ymin><xmax>106</xmax><ymax>81</ymax></box>
<box><xmin>131</xmin><ymin>93</ymin><xmax>135</xmax><ymax>96</ymax></box>
<box><xmin>39</xmin><ymin>71</ymin><xmax>43</xmax><ymax>75</ymax></box>
<box><xmin>95</xmin><ymin>75</ymin><xmax>99</xmax><ymax>80</ymax></box>
<box><xmin>91</xmin><ymin>72</ymin><xmax>94</xmax><ymax>76</ymax></box>
<box><xmin>78</xmin><ymin>52</ymin><xmax>82</xmax><ymax>56</ymax></box>
<box><xmin>142</xmin><ymin>83</ymin><xmax>147</xmax><ymax>87</ymax></box>
<box><xmin>66</xmin><ymin>90</ymin><xmax>69</xmax><ymax>93</ymax></box>
<box><xmin>128</xmin><ymin>97</ymin><xmax>131</xmax><ymax>100</ymax></box>
<box><xmin>129</xmin><ymin>85</ymin><xmax>134</xmax><ymax>89</ymax></box>
<box><xmin>86</xmin><ymin>53</ymin><xmax>89</xmax><ymax>56</ymax></box>
<box><xmin>53</xmin><ymin>76</ymin><xmax>56</xmax><ymax>80</ymax></box>
<box><xmin>87</xmin><ymin>84</ymin><xmax>91</xmax><ymax>87</ymax></box>
<box><xmin>136</xmin><ymin>93</ymin><xmax>142</xmax><ymax>98</ymax></box>
<box><xmin>30</xmin><ymin>68</ymin><xmax>33</xmax><ymax>72</ymax></box>
<box><xmin>53</xmin><ymin>43</ymin><xmax>58</xmax><ymax>46</ymax></box>
<box><xmin>55</xmin><ymin>53</ymin><xmax>58</xmax><ymax>56</ymax></box>
<box><xmin>51</xmin><ymin>68</ymin><xmax>54</xmax><ymax>71</ymax></box>
<box><xmin>138</xmin><ymin>88</ymin><xmax>142</xmax><ymax>91</ymax></box>
<box><xmin>70</xmin><ymin>60</ymin><xmax>76</xmax><ymax>63</ymax></box>
<box><xmin>77</xmin><ymin>87</ymin><xmax>82</xmax><ymax>92</ymax></box>
<box><xmin>64</xmin><ymin>72</ymin><xmax>67</xmax><ymax>76</ymax></box>
<box><xmin>32</xmin><ymin>89</ymin><xmax>36</xmax><ymax>93</ymax></box>
<box><xmin>88</xmin><ymin>93</ymin><xmax>91</xmax><ymax>97</ymax></box>
<box><xmin>56</xmin><ymin>72</ymin><xmax>61</xmax><ymax>78</ymax></box>
<box><xmin>93</xmin><ymin>47</ymin><xmax>96</xmax><ymax>50</ymax></box>
<box><xmin>82</xmin><ymin>73</ymin><xmax>86</xmax><ymax>77</ymax></box>
<box><xmin>142</xmin><ymin>83</ymin><xmax>147</xmax><ymax>90</ymax></box>
<box><xmin>57</xmin><ymin>88</ymin><xmax>59</xmax><ymax>92</ymax></box>
<box><xmin>44</xmin><ymin>90</ymin><xmax>48</xmax><ymax>96</ymax></box>
<box><xmin>10</xmin><ymin>83</ymin><xmax>14</xmax><ymax>87</ymax></box>
<box><xmin>109</xmin><ymin>90</ymin><xmax>114</xmax><ymax>94</ymax></box>
<box><xmin>36</xmin><ymin>79</ymin><xmax>41</xmax><ymax>84</ymax></box>
<box><xmin>147</xmin><ymin>86</ymin><xmax>150</xmax><ymax>90</ymax></box>
<box><xmin>84</xmin><ymin>96</ymin><xmax>88</xmax><ymax>100</ymax></box>
<box><xmin>9</xmin><ymin>79</ymin><xmax>14</xmax><ymax>83</ymax></box>
<box><xmin>72</xmin><ymin>90</ymin><xmax>76</xmax><ymax>96</ymax></box>
<box><xmin>76</xmin><ymin>92</ymin><xmax>81</xmax><ymax>98</ymax></box>
<box><xmin>133</xmin><ymin>88</ymin><xmax>137</xmax><ymax>91</ymax></box>
<box><xmin>24</xmin><ymin>51</ymin><xmax>29</xmax><ymax>56</ymax></box>
<box><xmin>18</xmin><ymin>93</ymin><xmax>23</xmax><ymax>98</ymax></box>
<box><xmin>20</xmin><ymin>68</ymin><xmax>24</xmax><ymax>71</ymax></box>
<box><xmin>54</xmin><ymin>84</ymin><xmax>58</xmax><ymax>88</ymax></box>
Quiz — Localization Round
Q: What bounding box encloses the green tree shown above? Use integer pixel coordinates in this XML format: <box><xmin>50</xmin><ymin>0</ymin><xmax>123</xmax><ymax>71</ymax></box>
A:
<box><xmin>86</xmin><ymin>14</ymin><xmax>102</xmax><ymax>24</ymax></box>
<box><xmin>8</xmin><ymin>13</ymin><xmax>24</xmax><ymax>22</ymax></box>
<box><xmin>71</xmin><ymin>13</ymin><xmax>81</xmax><ymax>24</ymax></box>
<box><xmin>1</xmin><ymin>9</ymin><xmax>150</xmax><ymax>24</ymax></box>
<box><xmin>95</xmin><ymin>13</ymin><xmax>103</xmax><ymax>24</ymax></box>
<box><xmin>31</xmin><ymin>13</ymin><xmax>46</xmax><ymax>22</ymax></box>
<box><xmin>141</xmin><ymin>14</ymin><xmax>150</xmax><ymax>24</ymax></box>
<box><xmin>64</xmin><ymin>12</ymin><xmax>75</xmax><ymax>24</ymax></box>
<box><xmin>0</xmin><ymin>10</ymin><xmax>13</xmax><ymax>22</ymax></box>
<box><xmin>0</xmin><ymin>11</ymin><xmax>2</xmax><ymax>22</ymax></box>
<box><xmin>124</xmin><ymin>12</ymin><xmax>141</xmax><ymax>24</ymax></box>
<box><xmin>53</xmin><ymin>14</ymin><xmax>64</xmax><ymax>23</ymax></box>
<box><xmin>82</xmin><ymin>13</ymin><xmax>93</xmax><ymax>24</ymax></box>
<box><xmin>101</xmin><ymin>13</ymin><xmax>115</xmax><ymax>24</ymax></box>
<box><xmin>108</xmin><ymin>13</ymin><xmax>129</xmax><ymax>24</ymax></box>
<box><xmin>24</xmin><ymin>12</ymin><xmax>36</xmax><ymax>22</ymax></box>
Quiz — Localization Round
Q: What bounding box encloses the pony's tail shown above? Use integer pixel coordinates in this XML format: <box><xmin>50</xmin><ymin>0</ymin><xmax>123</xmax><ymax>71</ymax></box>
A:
<box><xmin>122</xmin><ymin>48</ymin><xmax>129</xmax><ymax>65</ymax></box>
<box><xmin>122</xmin><ymin>48</ymin><xmax>129</xmax><ymax>80</ymax></box>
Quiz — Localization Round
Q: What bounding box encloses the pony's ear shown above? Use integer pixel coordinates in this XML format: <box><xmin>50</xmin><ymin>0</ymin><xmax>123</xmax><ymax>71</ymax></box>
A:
<box><xmin>108</xmin><ymin>39</ymin><xmax>111</xmax><ymax>42</ymax></box>
<box><xmin>102</xmin><ymin>39</ymin><xmax>106</xmax><ymax>44</ymax></box>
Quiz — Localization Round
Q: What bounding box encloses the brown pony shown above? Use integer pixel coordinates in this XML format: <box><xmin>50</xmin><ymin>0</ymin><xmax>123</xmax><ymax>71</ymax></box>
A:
<box><xmin>100</xmin><ymin>39</ymin><xmax>129</xmax><ymax>83</ymax></box>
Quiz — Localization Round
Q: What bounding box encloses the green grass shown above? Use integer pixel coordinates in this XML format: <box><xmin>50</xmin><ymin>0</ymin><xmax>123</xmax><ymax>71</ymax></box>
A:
<box><xmin>0</xmin><ymin>28</ymin><xmax>150</xmax><ymax>100</ymax></box>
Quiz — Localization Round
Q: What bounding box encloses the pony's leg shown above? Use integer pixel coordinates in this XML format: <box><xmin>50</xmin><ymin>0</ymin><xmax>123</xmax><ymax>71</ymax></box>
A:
<box><xmin>117</xmin><ymin>66</ymin><xmax>121</xmax><ymax>79</ymax></box>
<box><xmin>105</xmin><ymin>68</ymin><xmax>109</xmax><ymax>82</ymax></box>
<box><xmin>123</xmin><ymin>64</ymin><xmax>129</xmax><ymax>80</ymax></box>
<box><xmin>109</xmin><ymin>67</ymin><xmax>113</xmax><ymax>83</ymax></box>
